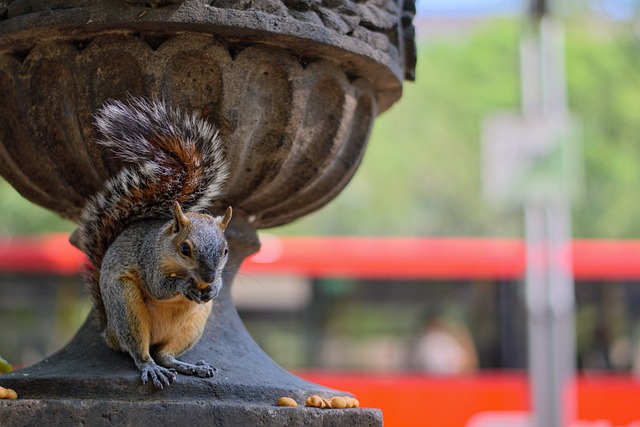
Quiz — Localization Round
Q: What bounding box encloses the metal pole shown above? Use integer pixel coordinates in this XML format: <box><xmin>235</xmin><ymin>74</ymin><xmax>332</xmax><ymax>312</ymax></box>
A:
<box><xmin>521</xmin><ymin>8</ymin><xmax>577</xmax><ymax>427</ymax></box>
<box><xmin>524</xmin><ymin>201</ymin><xmax>576</xmax><ymax>427</ymax></box>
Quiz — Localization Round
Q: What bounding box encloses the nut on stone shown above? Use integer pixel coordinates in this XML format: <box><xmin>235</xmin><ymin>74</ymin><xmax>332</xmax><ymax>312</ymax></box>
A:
<box><xmin>277</xmin><ymin>396</ymin><xmax>297</xmax><ymax>407</ymax></box>
<box><xmin>342</xmin><ymin>396</ymin><xmax>360</xmax><ymax>408</ymax></box>
<box><xmin>330</xmin><ymin>396</ymin><xmax>347</xmax><ymax>409</ymax></box>
<box><xmin>0</xmin><ymin>387</ymin><xmax>17</xmax><ymax>400</ymax></box>
<box><xmin>305</xmin><ymin>395</ymin><xmax>324</xmax><ymax>408</ymax></box>
<box><xmin>343</xmin><ymin>396</ymin><xmax>354</xmax><ymax>408</ymax></box>
<box><xmin>306</xmin><ymin>394</ymin><xmax>359</xmax><ymax>409</ymax></box>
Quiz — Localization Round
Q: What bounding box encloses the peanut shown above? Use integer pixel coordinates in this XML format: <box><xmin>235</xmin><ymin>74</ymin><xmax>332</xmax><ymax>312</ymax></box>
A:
<box><xmin>343</xmin><ymin>396</ymin><xmax>360</xmax><ymax>408</ymax></box>
<box><xmin>342</xmin><ymin>396</ymin><xmax>355</xmax><ymax>408</ymax></box>
<box><xmin>0</xmin><ymin>387</ymin><xmax>7</xmax><ymax>399</ymax></box>
<box><xmin>305</xmin><ymin>395</ymin><xmax>324</xmax><ymax>408</ymax></box>
<box><xmin>321</xmin><ymin>397</ymin><xmax>332</xmax><ymax>408</ymax></box>
<box><xmin>6</xmin><ymin>389</ymin><xmax>17</xmax><ymax>400</ymax></box>
<box><xmin>306</xmin><ymin>394</ymin><xmax>360</xmax><ymax>410</ymax></box>
<box><xmin>194</xmin><ymin>280</ymin><xmax>209</xmax><ymax>291</ymax></box>
<box><xmin>276</xmin><ymin>397</ymin><xmax>297</xmax><ymax>407</ymax></box>
<box><xmin>330</xmin><ymin>396</ymin><xmax>347</xmax><ymax>409</ymax></box>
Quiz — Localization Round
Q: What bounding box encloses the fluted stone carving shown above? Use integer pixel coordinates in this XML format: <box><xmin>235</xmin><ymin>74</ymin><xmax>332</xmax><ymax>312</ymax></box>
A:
<box><xmin>0</xmin><ymin>0</ymin><xmax>415</xmax><ymax>228</ymax></box>
<box><xmin>0</xmin><ymin>33</ymin><xmax>376</xmax><ymax>227</ymax></box>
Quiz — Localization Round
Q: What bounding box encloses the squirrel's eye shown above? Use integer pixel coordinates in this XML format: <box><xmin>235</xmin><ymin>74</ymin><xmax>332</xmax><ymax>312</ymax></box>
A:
<box><xmin>224</xmin><ymin>247</ymin><xmax>229</xmax><ymax>256</ymax></box>
<box><xmin>180</xmin><ymin>242</ymin><xmax>192</xmax><ymax>257</ymax></box>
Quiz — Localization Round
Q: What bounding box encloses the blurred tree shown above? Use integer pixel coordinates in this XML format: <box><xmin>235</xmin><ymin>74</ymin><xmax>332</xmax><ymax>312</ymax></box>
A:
<box><xmin>278</xmin><ymin>16</ymin><xmax>640</xmax><ymax>238</ymax></box>
<box><xmin>566</xmin><ymin>17</ymin><xmax>640</xmax><ymax>238</ymax></box>
<box><xmin>0</xmin><ymin>179</ymin><xmax>73</xmax><ymax>236</ymax></box>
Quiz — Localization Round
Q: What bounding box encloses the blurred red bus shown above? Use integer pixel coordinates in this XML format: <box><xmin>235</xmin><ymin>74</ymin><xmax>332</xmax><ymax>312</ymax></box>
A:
<box><xmin>1</xmin><ymin>235</ymin><xmax>640</xmax><ymax>427</ymax></box>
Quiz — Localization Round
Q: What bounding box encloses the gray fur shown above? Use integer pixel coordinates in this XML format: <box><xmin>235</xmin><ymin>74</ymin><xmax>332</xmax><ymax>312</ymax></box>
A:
<box><xmin>98</xmin><ymin>214</ymin><xmax>228</xmax><ymax>388</ymax></box>
<box><xmin>73</xmin><ymin>97</ymin><xmax>230</xmax><ymax>389</ymax></box>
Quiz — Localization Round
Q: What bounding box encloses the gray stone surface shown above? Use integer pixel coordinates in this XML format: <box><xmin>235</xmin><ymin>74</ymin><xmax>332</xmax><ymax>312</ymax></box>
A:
<box><xmin>0</xmin><ymin>31</ymin><xmax>380</xmax><ymax>228</ymax></box>
<box><xmin>0</xmin><ymin>399</ymin><xmax>383</xmax><ymax>427</ymax></box>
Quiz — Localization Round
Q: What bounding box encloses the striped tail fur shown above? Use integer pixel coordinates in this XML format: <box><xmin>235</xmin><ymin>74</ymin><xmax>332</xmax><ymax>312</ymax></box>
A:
<box><xmin>74</xmin><ymin>97</ymin><xmax>228</xmax><ymax>328</ymax></box>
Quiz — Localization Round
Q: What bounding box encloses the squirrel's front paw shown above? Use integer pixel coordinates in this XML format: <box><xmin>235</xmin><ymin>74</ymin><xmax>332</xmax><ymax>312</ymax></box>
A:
<box><xmin>184</xmin><ymin>286</ymin><xmax>203</xmax><ymax>303</ymax></box>
<box><xmin>184</xmin><ymin>282</ymin><xmax>221</xmax><ymax>304</ymax></box>
<box><xmin>199</xmin><ymin>284</ymin><xmax>221</xmax><ymax>303</ymax></box>
<box><xmin>140</xmin><ymin>363</ymin><xmax>177</xmax><ymax>389</ymax></box>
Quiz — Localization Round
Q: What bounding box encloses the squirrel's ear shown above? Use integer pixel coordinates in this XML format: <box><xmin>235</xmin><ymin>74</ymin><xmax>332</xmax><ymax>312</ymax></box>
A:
<box><xmin>172</xmin><ymin>201</ymin><xmax>190</xmax><ymax>233</ymax></box>
<box><xmin>218</xmin><ymin>206</ymin><xmax>232</xmax><ymax>231</ymax></box>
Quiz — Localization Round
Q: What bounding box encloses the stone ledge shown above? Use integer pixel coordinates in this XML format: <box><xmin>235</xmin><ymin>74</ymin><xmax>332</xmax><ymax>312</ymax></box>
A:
<box><xmin>0</xmin><ymin>398</ymin><xmax>383</xmax><ymax>427</ymax></box>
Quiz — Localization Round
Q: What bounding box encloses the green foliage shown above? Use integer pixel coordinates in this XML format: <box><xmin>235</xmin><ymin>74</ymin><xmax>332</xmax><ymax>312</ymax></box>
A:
<box><xmin>277</xmin><ymin>17</ymin><xmax>640</xmax><ymax>238</ymax></box>
<box><xmin>0</xmin><ymin>179</ymin><xmax>74</xmax><ymax>236</ymax></box>
<box><xmin>0</xmin><ymin>355</ymin><xmax>12</xmax><ymax>373</ymax></box>
<box><xmin>565</xmin><ymin>22</ymin><xmax>640</xmax><ymax>237</ymax></box>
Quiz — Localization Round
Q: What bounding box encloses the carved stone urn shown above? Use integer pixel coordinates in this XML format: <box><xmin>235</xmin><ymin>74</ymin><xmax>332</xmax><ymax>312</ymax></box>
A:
<box><xmin>0</xmin><ymin>1</ymin><xmax>415</xmax><ymax>425</ymax></box>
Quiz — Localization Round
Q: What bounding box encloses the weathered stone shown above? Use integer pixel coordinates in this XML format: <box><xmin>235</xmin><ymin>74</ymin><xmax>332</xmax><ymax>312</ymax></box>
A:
<box><xmin>123</xmin><ymin>0</ymin><xmax>184</xmax><ymax>7</ymax></box>
<box><xmin>0</xmin><ymin>399</ymin><xmax>383</xmax><ymax>427</ymax></box>
<box><xmin>0</xmin><ymin>33</ymin><xmax>378</xmax><ymax>227</ymax></box>
<box><xmin>0</xmin><ymin>0</ymin><xmax>416</xmax><ymax>228</ymax></box>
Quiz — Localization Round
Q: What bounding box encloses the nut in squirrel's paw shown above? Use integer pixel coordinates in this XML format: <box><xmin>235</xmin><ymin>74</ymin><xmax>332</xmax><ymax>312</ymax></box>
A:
<box><xmin>0</xmin><ymin>386</ymin><xmax>18</xmax><ymax>400</ymax></box>
<box><xmin>194</xmin><ymin>280</ymin><xmax>211</xmax><ymax>291</ymax></box>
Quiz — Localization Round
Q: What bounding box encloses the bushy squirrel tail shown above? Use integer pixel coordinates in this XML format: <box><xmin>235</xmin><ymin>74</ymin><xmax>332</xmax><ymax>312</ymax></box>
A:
<box><xmin>74</xmin><ymin>97</ymin><xmax>228</xmax><ymax>328</ymax></box>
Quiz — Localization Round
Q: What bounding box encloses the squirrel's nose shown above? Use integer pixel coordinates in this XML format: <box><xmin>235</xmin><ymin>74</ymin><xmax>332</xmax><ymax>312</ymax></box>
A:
<box><xmin>199</xmin><ymin>270</ymin><xmax>216</xmax><ymax>284</ymax></box>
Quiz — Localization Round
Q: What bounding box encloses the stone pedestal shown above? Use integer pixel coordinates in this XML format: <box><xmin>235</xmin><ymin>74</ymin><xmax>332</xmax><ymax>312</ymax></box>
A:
<box><xmin>0</xmin><ymin>1</ymin><xmax>415</xmax><ymax>425</ymax></box>
<box><xmin>1</xmin><ymin>218</ymin><xmax>382</xmax><ymax>425</ymax></box>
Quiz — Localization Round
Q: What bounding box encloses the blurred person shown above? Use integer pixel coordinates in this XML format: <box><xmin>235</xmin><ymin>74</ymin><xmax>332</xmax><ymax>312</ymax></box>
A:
<box><xmin>412</xmin><ymin>316</ymin><xmax>479</xmax><ymax>374</ymax></box>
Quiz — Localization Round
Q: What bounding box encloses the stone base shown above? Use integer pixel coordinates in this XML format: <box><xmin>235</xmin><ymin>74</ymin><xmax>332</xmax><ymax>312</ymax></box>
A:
<box><xmin>0</xmin><ymin>399</ymin><xmax>383</xmax><ymax>427</ymax></box>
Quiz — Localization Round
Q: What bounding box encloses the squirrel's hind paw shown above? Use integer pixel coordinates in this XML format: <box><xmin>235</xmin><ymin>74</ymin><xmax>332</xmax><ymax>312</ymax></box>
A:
<box><xmin>155</xmin><ymin>353</ymin><xmax>217</xmax><ymax>378</ymax></box>
<box><xmin>194</xmin><ymin>360</ymin><xmax>218</xmax><ymax>378</ymax></box>
<box><xmin>140</xmin><ymin>363</ymin><xmax>177</xmax><ymax>389</ymax></box>
<box><xmin>175</xmin><ymin>360</ymin><xmax>217</xmax><ymax>378</ymax></box>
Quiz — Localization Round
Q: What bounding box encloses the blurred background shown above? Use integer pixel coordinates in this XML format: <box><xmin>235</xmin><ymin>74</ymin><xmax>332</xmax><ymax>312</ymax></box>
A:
<box><xmin>2</xmin><ymin>0</ymin><xmax>640</xmax><ymax>426</ymax></box>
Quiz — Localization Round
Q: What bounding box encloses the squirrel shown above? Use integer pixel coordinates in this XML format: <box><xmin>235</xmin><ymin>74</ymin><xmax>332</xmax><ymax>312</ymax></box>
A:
<box><xmin>71</xmin><ymin>97</ymin><xmax>231</xmax><ymax>389</ymax></box>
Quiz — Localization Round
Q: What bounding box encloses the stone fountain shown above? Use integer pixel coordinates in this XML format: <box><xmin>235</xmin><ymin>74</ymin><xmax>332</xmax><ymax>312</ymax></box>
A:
<box><xmin>0</xmin><ymin>1</ymin><xmax>415</xmax><ymax>425</ymax></box>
